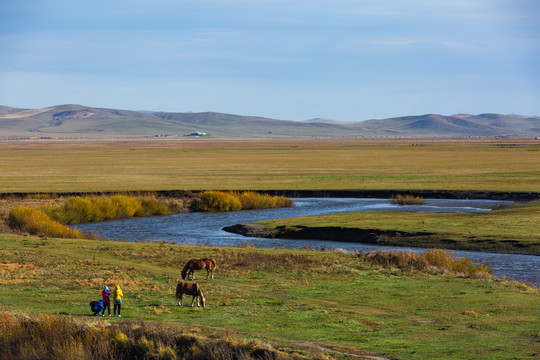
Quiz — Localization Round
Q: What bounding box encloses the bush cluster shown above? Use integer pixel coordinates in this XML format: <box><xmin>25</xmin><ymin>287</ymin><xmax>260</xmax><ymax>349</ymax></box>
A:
<box><xmin>0</xmin><ymin>313</ymin><xmax>295</xmax><ymax>360</ymax></box>
<box><xmin>44</xmin><ymin>195</ymin><xmax>169</xmax><ymax>225</ymax></box>
<box><xmin>7</xmin><ymin>206</ymin><xmax>90</xmax><ymax>239</ymax></box>
<box><xmin>192</xmin><ymin>191</ymin><xmax>294</xmax><ymax>212</ymax></box>
<box><xmin>390</xmin><ymin>194</ymin><xmax>427</xmax><ymax>206</ymax></box>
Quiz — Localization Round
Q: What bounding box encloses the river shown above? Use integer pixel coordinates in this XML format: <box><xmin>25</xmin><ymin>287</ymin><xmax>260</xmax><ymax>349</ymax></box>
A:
<box><xmin>72</xmin><ymin>198</ymin><xmax>539</xmax><ymax>285</ymax></box>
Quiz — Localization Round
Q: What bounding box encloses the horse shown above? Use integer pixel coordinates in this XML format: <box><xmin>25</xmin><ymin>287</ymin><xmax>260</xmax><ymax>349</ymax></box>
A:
<box><xmin>175</xmin><ymin>281</ymin><xmax>206</xmax><ymax>308</ymax></box>
<box><xmin>181</xmin><ymin>258</ymin><xmax>217</xmax><ymax>280</ymax></box>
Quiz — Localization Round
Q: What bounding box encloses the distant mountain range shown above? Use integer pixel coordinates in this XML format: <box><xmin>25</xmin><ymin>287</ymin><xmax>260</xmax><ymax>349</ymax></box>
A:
<box><xmin>1</xmin><ymin>104</ymin><xmax>539</xmax><ymax>138</ymax></box>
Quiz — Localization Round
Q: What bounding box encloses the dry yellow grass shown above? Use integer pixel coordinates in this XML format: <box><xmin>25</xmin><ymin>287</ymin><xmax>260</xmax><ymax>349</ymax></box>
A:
<box><xmin>0</xmin><ymin>138</ymin><xmax>539</xmax><ymax>193</ymax></box>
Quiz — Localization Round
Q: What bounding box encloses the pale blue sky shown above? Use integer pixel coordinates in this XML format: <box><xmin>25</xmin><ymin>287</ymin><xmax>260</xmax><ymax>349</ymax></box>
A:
<box><xmin>1</xmin><ymin>0</ymin><xmax>539</xmax><ymax>121</ymax></box>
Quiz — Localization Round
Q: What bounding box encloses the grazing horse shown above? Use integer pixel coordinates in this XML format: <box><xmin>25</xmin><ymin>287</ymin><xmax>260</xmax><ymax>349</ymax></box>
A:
<box><xmin>181</xmin><ymin>258</ymin><xmax>217</xmax><ymax>280</ymax></box>
<box><xmin>175</xmin><ymin>281</ymin><xmax>206</xmax><ymax>308</ymax></box>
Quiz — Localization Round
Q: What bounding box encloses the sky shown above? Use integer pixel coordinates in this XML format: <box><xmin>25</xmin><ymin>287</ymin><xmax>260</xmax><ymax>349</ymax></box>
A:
<box><xmin>1</xmin><ymin>0</ymin><xmax>539</xmax><ymax>121</ymax></box>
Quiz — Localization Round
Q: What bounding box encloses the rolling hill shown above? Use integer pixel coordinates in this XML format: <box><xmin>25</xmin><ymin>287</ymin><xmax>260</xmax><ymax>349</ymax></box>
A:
<box><xmin>1</xmin><ymin>104</ymin><xmax>539</xmax><ymax>138</ymax></box>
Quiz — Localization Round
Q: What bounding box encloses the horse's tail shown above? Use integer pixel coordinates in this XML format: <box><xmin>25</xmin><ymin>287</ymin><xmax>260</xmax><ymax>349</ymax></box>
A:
<box><xmin>181</xmin><ymin>261</ymin><xmax>190</xmax><ymax>280</ymax></box>
<box><xmin>207</xmin><ymin>258</ymin><xmax>217</xmax><ymax>270</ymax></box>
<box><xmin>197</xmin><ymin>284</ymin><xmax>206</xmax><ymax>307</ymax></box>
<box><xmin>175</xmin><ymin>282</ymin><xmax>181</xmax><ymax>300</ymax></box>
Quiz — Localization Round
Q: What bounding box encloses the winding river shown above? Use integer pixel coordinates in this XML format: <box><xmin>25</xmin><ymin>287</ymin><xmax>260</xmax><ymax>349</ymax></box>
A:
<box><xmin>73</xmin><ymin>198</ymin><xmax>539</xmax><ymax>285</ymax></box>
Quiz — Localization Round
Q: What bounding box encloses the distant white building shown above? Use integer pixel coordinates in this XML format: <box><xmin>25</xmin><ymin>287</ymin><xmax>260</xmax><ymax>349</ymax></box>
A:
<box><xmin>185</xmin><ymin>131</ymin><xmax>207</xmax><ymax>137</ymax></box>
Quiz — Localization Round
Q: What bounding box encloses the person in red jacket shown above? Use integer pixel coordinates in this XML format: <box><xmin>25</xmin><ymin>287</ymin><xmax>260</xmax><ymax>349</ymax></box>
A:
<box><xmin>101</xmin><ymin>286</ymin><xmax>111</xmax><ymax>316</ymax></box>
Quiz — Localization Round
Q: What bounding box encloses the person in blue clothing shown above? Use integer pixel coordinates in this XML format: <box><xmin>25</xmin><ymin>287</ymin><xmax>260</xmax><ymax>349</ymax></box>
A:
<box><xmin>90</xmin><ymin>299</ymin><xmax>104</xmax><ymax>316</ymax></box>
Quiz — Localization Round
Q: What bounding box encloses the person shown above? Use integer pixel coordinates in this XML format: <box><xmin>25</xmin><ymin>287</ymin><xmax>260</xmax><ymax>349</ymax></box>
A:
<box><xmin>112</xmin><ymin>284</ymin><xmax>124</xmax><ymax>317</ymax></box>
<box><xmin>101</xmin><ymin>286</ymin><xmax>111</xmax><ymax>316</ymax></box>
<box><xmin>90</xmin><ymin>299</ymin><xmax>104</xmax><ymax>316</ymax></box>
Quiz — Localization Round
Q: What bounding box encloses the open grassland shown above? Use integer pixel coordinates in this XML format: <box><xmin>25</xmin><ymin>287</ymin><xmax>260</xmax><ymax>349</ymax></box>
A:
<box><xmin>0</xmin><ymin>234</ymin><xmax>538</xmax><ymax>359</ymax></box>
<box><xmin>1</xmin><ymin>138</ymin><xmax>540</xmax><ymax>193</ymax></box>
<box><xmin>247</xmin><ymin>201</ymin><xmax>540</xmax><ymax>255</ymax></box>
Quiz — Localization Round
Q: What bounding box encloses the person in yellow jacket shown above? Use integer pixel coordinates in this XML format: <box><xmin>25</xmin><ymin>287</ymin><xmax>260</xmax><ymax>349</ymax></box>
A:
<box><xmin>112</xmin><ymin>284</ymin><xmax>124</xmax><ymax>317</ymax></box>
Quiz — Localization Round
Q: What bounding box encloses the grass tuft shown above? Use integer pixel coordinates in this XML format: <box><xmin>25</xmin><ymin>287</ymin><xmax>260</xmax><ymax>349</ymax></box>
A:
<box><xmin>358</xmin><ymin>248</ymin><xmax>493</xmax><ymax>278</ymax></box>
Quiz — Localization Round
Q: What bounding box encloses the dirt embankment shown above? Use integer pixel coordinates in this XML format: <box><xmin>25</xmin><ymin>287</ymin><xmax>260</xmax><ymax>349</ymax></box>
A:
<box><xmin>1</xmin><ymin>189</ymin><xmax>540</xmax><ymax>201</ymax></box>
<box><xmin>222</xmin><ymin>223</ymin><xmax>432</xmax><ymax>245</ymax></box>
<box><xmin>222</xmin><ymin>224</ymin><xmax>540</xmax><ymax>255</ymax></box>
<box><xmin>258</xmin><ymin>189</ymin><xmax>540</xmax><ymax>202</ymax></box>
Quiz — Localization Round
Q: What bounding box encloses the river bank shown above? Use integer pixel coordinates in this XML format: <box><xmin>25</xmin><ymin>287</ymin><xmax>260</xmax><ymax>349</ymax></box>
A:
<box><xmin>223</xmin><ymin>200</ymin><xmax>540</xmax><ymax>257</ymax></box>
<box><xmin>2</xmin><ymin>189</ymin><xmax>540</xmax><ymax>201</ymax></box>
<box><xmin>223</xmin><ymin>223</ymin><xmax>540</xmax><ymax>256</ymax></box>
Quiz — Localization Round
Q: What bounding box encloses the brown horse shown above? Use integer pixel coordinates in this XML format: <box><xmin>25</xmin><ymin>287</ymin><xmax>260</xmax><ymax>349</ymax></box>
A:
<box><xmin>181</xmin><ymin>258</ymin><xmax>217</xmax><ymax>280</ymax></box>
<box><xmin>175</xmin><ymin>281</ymin><xmax>206</xmax><ymax>308</ymax></box>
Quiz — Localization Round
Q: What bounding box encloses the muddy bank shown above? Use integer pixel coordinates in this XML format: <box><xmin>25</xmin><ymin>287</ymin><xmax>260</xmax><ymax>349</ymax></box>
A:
<box><xmin>223</xmin><ymin>224</ymin><xmax>433</xmax><ymax>244</ymax></box>
<box><xmin>222</xmin><ymin>224</ymin><xmax>539</xmax><ymax>255</ymax></box>
<box><xmin>258</xmin><ymin>189</ymin><xmax>540</xmax><ymax>202</ymax></box>
<box><xmin>2</xmin><ymin>189</ymin><xmax>539</xmax><ymax>202</ymax></box>
<box><xmin>222</xmin><ymin>223</ymin><xmax>432</xmax><ymax>245</ymax></box>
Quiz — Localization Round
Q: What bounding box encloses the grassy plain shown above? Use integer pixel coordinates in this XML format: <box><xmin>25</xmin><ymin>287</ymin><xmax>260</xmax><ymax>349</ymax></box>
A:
<box><xmin>1</xmin><ymin>138</ymin><xmax>540</xmax><ymax>193</ymax></box>
<box><xmin>1</xmin><ymin>138</ymin><xmax>539</xmax><ymax>358</ymax></box>
<box><xmin>251</xmin><ymin>201</ymin><xmax>540</xmax><ymax>255</ymax></box>
<box><xmin>1</xmin><ymin>234</ymin><xmax>538</xmax><ymax>359</ymax></box>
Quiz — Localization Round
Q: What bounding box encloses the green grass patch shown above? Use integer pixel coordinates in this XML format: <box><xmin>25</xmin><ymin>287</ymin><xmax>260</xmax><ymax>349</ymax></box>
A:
<box><xmin>253</xmin><ymin>201</ymin><xmax>540</xmax><ymax>255</ymax></box>
<box><xmin>0</xmin><ymin>234</ymin><xmax>537</xmax><ymax>359</ymax></box>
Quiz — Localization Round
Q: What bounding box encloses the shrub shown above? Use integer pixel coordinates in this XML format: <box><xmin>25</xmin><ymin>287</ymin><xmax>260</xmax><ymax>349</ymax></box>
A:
<box><xmin>136</xmin><ymin>198</ymin><xmax>169</xmax><ymax>217</ymax></box>
<box><xmin>44</xmin><ymin>195</ymin><xmax>170</xmax><ymax>225</ymax></box>
<box><xmin>192</xmin><ymin>191</ymin><xmax>242</xmax><ymax>212</ymax></box>
<box><xmin>7</xmin><ymin>206</ymin><xmax>89</xmax><ymax>239</ymax></box>
<box><xmin>390</xmin><ymin>194</ymin><xmax>427</xmax><ymax>206</ymax></box>
<box><xmin>236</xmin><ymin>191</ymin><xmax>294</xmax><ymax>210</ymax></box>
<box><xmin>192</xmin><ymin>191</ymin><xmax>293</xmax><ymax>212</ymax></box>
<box><xmin>59</xmin><ymin>196</ymin><xmax>103</xmax><ymax>224</ymax></box>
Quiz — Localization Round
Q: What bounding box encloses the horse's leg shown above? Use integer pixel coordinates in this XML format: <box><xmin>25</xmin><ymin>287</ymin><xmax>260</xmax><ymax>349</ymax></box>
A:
<box><xmin>191</xmin><ymin>295</ymin><xmax>195</xmax><ymax>307</ymax></box>
<box><xmin>206</xmin><ymin>268</ymin><xmax>209</xmax><ymax>280</ymax></box>
<box><xmin>179</xmin><ymin>292</ymin><xmax>183</xmax><ymax>306</ymax></box>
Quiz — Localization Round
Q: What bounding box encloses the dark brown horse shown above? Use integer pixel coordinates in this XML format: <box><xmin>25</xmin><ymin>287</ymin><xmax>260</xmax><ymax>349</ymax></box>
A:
<box><xmin>181</xmin><ymin>258</ymin><xmax>217</xmax><ymax>280</ymax></box>
<box><xmin>175</xmin><ymin>281</ymin><xmax>206</xmax><ymax>308</ymax></box>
